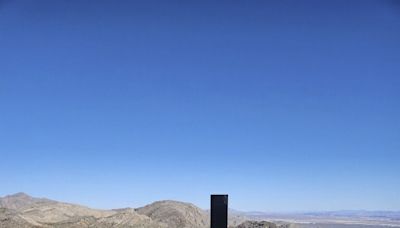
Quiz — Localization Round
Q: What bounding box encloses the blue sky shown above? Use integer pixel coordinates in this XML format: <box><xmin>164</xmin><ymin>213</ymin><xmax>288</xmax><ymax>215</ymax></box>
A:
<box><xmin>0</xmin><ymin>0</ymin><xmax>399</xmax><ymax>211</ymax></box>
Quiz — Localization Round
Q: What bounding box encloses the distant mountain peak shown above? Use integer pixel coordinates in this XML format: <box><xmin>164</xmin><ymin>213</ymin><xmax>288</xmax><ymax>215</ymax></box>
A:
<box><xmin>5</xmin><ymin>192</ymin><xmax>32</xmax><ymax>199</ymax></box>
<box><xmin>0</xmin><ymin>192</ymin><xmax>51</xmax><ymax>211</ymax></box>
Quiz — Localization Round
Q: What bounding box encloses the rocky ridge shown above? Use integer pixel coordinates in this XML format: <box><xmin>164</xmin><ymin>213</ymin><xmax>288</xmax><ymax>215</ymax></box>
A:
<box><xmin>0</xmin><ymin>193</ymin><xmax>281</xmax><ymax>228</ymax></box>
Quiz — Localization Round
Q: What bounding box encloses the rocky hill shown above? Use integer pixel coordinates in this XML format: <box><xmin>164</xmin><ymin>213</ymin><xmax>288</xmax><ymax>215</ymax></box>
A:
<box><xmin>136</xmin><ymin>200</ymin><xmax>209</xmax><ymax>228</ymax></box>
<box><xmin>0</xmin><ymin>193</ymin><xmax>279</xmax><ymax>228</ymax></box>
<box><xmin>0</xmin><ymin>192</ymin><xmax>53</xmax><ymax>210</ymax></box>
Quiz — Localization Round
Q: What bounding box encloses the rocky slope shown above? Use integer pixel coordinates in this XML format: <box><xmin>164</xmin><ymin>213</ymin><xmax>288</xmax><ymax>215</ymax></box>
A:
<box><xmin>136</xmin><ymin>200</ymin><xmax>209</xmax><ymax>228</ymax></box>
<box><xmin>50</xmin><ymin>209</ymin><xmax>165</xmax><ymax>228</ymax></box>
<box><xmin>0</xmin><ymin>207</ymin><xmax>38</xmax><ymax>228</ymax></box>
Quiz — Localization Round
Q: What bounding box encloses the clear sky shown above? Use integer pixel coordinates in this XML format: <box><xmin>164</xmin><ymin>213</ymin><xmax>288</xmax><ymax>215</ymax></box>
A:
<box><xmin>0</xmin><ymin>0</ymin><xmax>399</xmax><ymax>212</ymax></box>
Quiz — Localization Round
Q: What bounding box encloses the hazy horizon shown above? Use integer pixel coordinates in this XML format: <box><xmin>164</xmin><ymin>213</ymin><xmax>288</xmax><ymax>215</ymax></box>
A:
<box><xmin>1</xmin><ymin>0</ymin><xmax>399</xmax><ymax>212</ymax></box>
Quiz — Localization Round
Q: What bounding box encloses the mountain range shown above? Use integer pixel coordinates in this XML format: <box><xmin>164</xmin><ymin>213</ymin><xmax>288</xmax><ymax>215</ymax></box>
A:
<box><xmin>1</xmin><ymin>193</ymin><xmax>399</xmax><ymax>228</ymax></box>
<box><xmin>0</xmin><ymin>193</ymin><xmax>277</xmax><ymax>228</ymax></box>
